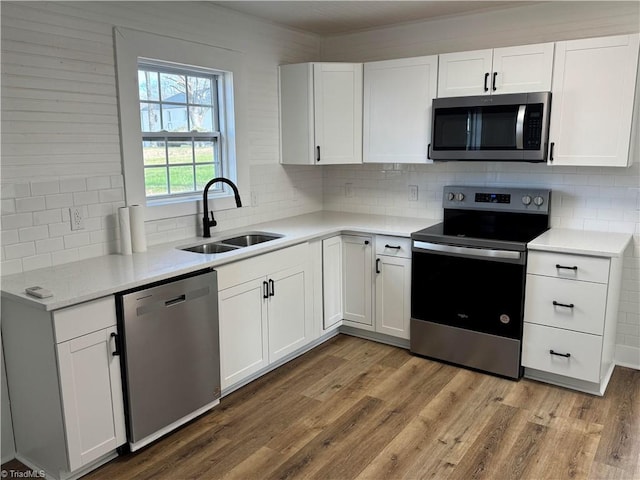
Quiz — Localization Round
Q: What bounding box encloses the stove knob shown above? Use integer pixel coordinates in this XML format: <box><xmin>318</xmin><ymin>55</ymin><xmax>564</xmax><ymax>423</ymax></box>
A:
<box><xmin>455</xmin><ymin>193</ymin><xmax>465</xmax><ymax>202</ymax></box>
<box><xmin>533</xmin><ymin>196</ymin><xmax>545</xmax><ymax>206</ymax></box>
<box><xmin>521</xmin><ymin>195</ymin><xmax>532</xmax><ymax>206</ymax></box>
<box><xmin>447</xmin><ymin>192</ymin><xmax>455</xmax><ymax>201</ymax></box>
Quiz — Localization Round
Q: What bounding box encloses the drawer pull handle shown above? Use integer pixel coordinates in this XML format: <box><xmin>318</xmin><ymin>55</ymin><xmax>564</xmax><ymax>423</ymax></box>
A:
<box><xmin>385</xmin><ymin>244</ymin><xmax>402</xmax><ymax>250</ymax></box>
<box><xmin>556</xmin><ymin>264</ymin><xmax>578</xmax><ymax>271</ymax></box>
<box><xmin>552</xmin><ymin>301</ymin><xmax>575</xmax><ymax>309</ymax></box>
<box><xmin>550</xmin><ymin>349</ymin><xmax>571</xmax><ymax>358</ymax></box>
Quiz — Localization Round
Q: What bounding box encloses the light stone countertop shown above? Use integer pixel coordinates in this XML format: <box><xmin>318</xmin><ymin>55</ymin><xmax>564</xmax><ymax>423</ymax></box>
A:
<box><xmin>1</xmin><ymin>211</ymin><xmax>438</xmax><ymax>311</ymax></box>
<box><xmin>527</xmin><ymin>228</ymin><xmax>633</xmax><ymax>258</ymax></box>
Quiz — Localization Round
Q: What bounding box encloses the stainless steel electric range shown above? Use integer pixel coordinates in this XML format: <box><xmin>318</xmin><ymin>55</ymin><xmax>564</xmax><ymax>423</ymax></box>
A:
<box><xmin>410</xmin><ymin>185</ymin><xmax>551</xmax><ymax>379</ymax></box>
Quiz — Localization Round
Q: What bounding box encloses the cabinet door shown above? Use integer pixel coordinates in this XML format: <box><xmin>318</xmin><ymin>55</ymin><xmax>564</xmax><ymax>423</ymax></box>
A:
<box><xmin>322</xmin><ymin>236</ymin><xmax>343</xmax><ymax>329</ymax></box>
<box><xmin>375</xmin><ymin>256</ymin><xmax>411</xmax><ymax>339</ymax></box>
<box><xmin>313</xmin><ymin>63</ymin><xmax>363</xmax><ymax>164</ymax></box>
<box><xmin>268</xmin><ymin>263</ymin><xmax>313</xmax><ymax>363</ymax></box>
<box><xmin>437</xmin><ymin>49</ymin><xmax>493</xmax><ymax>97</ymax></box>
<box><xmin>342</xmin><ymin>235</ymin><xmax>374</xmax><ymax>328</ymax></box>
<box><xmin>549</xmin><ymin>34</ymin><xmax>639</xmax><ymax>166</ymax></box>
<box><xmin>492</xmin><ymin>43</ymin><xmax>554</xmax><ymax>94</ymax></box>
<box><xmin>219</xmin><ymin>278</ymin><xmax>268</xmax><ymax>390</ymax></box>
<box><xmin>279</xmin><ymin>63</ymin><xmax>315</xmax><ymax>165</ymax></box>
<box><xmin>364</xmin><ymin>56</ymin><xmax>438</xmax><ymax>164</ymax></box>
<box><xmin>57</xmin><ymin>326</ymin><xmax>126</xmax><ymax>471</ymax></box>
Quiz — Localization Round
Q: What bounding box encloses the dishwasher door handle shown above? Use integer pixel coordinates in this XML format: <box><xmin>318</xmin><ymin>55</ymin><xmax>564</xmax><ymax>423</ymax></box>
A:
<box><xmin>165</xmin><ymin>294</ymin><xmax>186</xmax><ymax>307</ymax></box>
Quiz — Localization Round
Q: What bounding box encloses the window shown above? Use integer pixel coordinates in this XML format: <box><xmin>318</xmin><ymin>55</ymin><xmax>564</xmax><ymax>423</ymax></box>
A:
<box><xmin>114</xmin><ymin>27</ymin><xmax>247</xmax><ymax>221</ymax></box>
<box><xmin>138</xmin><ymin>64</ymin><xmax>224</xmax><ymax>199</ymax></box>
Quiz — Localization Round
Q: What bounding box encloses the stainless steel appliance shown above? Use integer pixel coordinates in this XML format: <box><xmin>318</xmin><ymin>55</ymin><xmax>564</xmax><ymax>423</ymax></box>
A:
<box><xmin>430</xmin><ymin>92</ymin><xmax>551</xmax><ymax>162</ymax></box>
<box><xmin>410</xmin><ymin>186</ymin><xmax>551</xmax><ymax>379</ymax></box>
<box><xmin>117</xmin><ymin>268</ymin><xmax>220</xmax><ymax>452</ymax></box>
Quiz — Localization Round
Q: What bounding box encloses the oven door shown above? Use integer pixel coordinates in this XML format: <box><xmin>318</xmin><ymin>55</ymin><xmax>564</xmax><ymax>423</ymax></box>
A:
<box><xmin>410</xmin><ymin>240</ymin><xmax>526</xmax><ymax>379</ymax></box>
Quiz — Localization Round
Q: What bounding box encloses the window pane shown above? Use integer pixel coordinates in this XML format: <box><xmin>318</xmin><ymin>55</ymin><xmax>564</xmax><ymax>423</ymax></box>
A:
<box><xmin>144</xmin><ymin>167</ymin><xmax>168</xmax><ymax>196</ymax></box>
<box><xmin>189</xmin><ymin>106</ymin><xmax>214</xmax><ymax>132</ymax></box>
<box><xmin>138</xmin><ymin>70</ymin><xmax>159</xmax><ymax>101</ymax></box>
<box><xmin>167</xmin><ymin>141</ymin><xmax>193</xmax><ymax>164</ymax></box>
<box><xmin>187</xmin><ymin>76</ymin><xmax>213</xmax><ymax>105</ymax></box>
<box><xmin>143</xmin><ymin>140</ymin><xmax>166</xmax><ymax>165</ymax></box>
<box><xmin>160</xmin><ymin>73</ymin><xmax>186</xmax><ymax>103</ymax></box>
<box><xmin>162</xmin><ymin>106</ymin><xmax>188</xmax><ymax>132</ymax></box>
<box><xmin>195</xmin><ymin>164</ymin><xmax>217</xmax><ymax>190</ymax></box>
<box><xmin>140</xmin><ymin>103</ymin><xmax>161</xmax><ymax>132</ymax></box>
<box><xmin>194</xmin><ymin>141</ymin><xmax>216</xmax><ymax>163</ymax></box>
<box><xmin>169</xmin><ymin>166</ymin><xmax>195</xmax><ymax>193</ymax></box>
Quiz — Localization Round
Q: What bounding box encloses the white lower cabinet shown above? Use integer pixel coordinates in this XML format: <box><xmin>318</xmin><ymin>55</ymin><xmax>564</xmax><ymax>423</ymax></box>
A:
<box><xmin>2</xmin><ymin>296</ymin><xmax>126</xmax><ymax>479</ymax></box>
<box><xmin>522</xmin><ymin>250</ymin><xmax>624</xmax><ymax>395</ymax></box>
<box><xmin>322</xmin><ymin>234</ymin><xmax>411</xmax><ymax>340</ymax></box>
<box><xmin>217</xmin><ymin>243</ymin><xmax>314</xmax><ymax>391</ymax></box>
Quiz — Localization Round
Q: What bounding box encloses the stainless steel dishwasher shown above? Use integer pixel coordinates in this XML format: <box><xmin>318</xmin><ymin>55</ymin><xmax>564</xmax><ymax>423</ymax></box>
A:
<box><xmin>117</xmin><ymin>268</ymin><xmax>220</xmax><ymax>452</ymax></box>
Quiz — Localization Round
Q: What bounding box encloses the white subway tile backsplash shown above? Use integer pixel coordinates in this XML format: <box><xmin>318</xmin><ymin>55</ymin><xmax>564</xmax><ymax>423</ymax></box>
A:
<box><xmin>86</xmin><ymin>176</ymin><xmax>111</xmax><ymax>191</ymax></box>
<box><xmin>4</xmin><ymin>242</ymin><xmax>35</xmax><ymax>260</ymax></box>
<box><xmin>98</xmin><ymin>188</ymin><xmax>123</xmax><ymax>203</ymax></box>
<box><xmin>45</xmin><ymin>193</ymin><xmax>73</xmax><ymax>210</ymax></box>
<box><xmin>1</xmin><ymin>213</ymin><xmax>33</xmax><ymax>230</ymax></box>
<box><xmin>30</xmin><ymin>180</ymin><xmax>60</xmax><ymax>196</ymax></box>
<box><xmin>33</xmin><ymin>209</ymin><xmax>63</xmax><ymax>226</ymax></box>
<box><xmin>22</xmin><ymin>254</ymin><xmax>52</xmax><ymax>272</ymax></box>
<box><xmin>1</xmin><ymin>199</ymin><xmax>15</xmax><ymax>215</ymax></box>
<box><xmin>73</xmin><ymin>191</ymin><xmax>99</xmax><ymax>205</ymax></box>
<box><xmin>1</xmin><ymin>230</ymin><xmax>19</xmax><ymax>246</ymax></box>
<box><xmin>1</xmin><ymin>259</ymin><xmax>23</xmax><ymax>276</ymax></box>
<box><xmin>15</xmin><ymin>197</ymin><xmax>45</xmax><ymax>213</ymax></box>
<box><xmin>51</xmin><ymin>248</ymin><xmax>79</xmax><ymax>266</ymax></box>
<box><xmin>48</xmin><ymin>222</ymin><xmax>72</xmax><ymax>238</ymax></box>
<box><xmin>35</xmin><ymin>237</ymin><xmax>64</xmax><ymax>254</ymax></box>
<box><xmin>63</xmin><ymin>232</ymin><xmax>91</xmax><ymax>249</ymax></box>
<box><xmin>59</xmin><ymin>178</ymin><xmax>87</xmax><ymax>193</ymax></box>
<box><xmin>18</xmin><ymin>225</ymin><xmax>49</xmax><ymax>243</ymax></box>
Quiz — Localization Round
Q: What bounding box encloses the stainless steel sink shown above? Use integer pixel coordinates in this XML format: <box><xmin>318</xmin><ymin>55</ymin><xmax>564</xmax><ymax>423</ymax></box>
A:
<box><xmin>180</xmin><ymin>243</ymin><xmax>240</xmax><ymax>254</ymax></box>
<box><xmin>179</xmin><ymin>232</ymin><xmax>283</xmax><ymax>254</ymax></box>
<box><xmin>220</xmin><ymin>232</ymin><xmax>284</xmax><ymax>247</ymax></box>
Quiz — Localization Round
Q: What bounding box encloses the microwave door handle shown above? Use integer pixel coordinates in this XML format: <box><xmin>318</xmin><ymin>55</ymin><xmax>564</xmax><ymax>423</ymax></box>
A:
<box><xmin>515</xmin><ymin>105</ymin><xmax>526</xmax><ymax>150</ymax></box>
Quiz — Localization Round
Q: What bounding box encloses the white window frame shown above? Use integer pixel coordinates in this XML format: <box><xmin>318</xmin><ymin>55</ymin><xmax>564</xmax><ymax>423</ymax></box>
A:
<box><xmin>114</xmin><ymin>27</ymin><xmax>248</xmax><ymax>221</ymax></box>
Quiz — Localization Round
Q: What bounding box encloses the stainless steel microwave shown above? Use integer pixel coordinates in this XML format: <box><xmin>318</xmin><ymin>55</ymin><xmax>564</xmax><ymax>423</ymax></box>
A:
<box><xmin>430</xmin><ymin>92</ymin><xmax>551</xmax><ymax>162</ymax></box>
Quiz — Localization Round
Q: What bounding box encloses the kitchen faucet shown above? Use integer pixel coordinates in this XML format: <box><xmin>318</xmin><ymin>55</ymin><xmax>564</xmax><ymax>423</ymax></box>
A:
<box><xmin>202</xmin><ymin>177</ymin><xmax>242</xmax><ymax>237</ymax></box>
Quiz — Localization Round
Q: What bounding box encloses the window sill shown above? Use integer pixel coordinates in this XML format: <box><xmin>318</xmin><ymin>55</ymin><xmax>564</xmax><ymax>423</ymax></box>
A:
<box><xmin>144</xmin><ymin>193</ymin><xmax>241</xmax><ymax>221</ymax></box>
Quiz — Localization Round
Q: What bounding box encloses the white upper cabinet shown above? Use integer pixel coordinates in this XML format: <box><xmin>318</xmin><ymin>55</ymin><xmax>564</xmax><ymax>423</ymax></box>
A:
<box><xmin>280</xmin><ymin>62</ymin><xmax>363</xmax><ymax>165</ymax></box>
<box><xmin>363</xmin><ymin>56</ymin><xmax>438</xmax><ymax>164</ymax></box>
<box><xmin>437</xmin><ymin>42</ymin><xmax>554</xmax><ymax>97</ymax></box>
<box><xmin>548</xmin><ymin>34</ymin><xmax>640</xmax><ymax>167</ymax></box>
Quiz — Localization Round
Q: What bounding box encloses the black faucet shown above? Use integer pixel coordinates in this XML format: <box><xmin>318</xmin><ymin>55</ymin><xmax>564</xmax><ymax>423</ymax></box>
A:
<box><xmin>202</xmin><ymin>177</ymin><xmax>242</xmax><ymax>238</ymax></box>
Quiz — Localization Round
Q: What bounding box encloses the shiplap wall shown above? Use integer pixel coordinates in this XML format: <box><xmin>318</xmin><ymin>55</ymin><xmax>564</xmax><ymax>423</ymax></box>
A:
<box><xmin>0</xmin><ymin>0</ymin><xmax>322</xmax><ymax>461</ymax></box>
<box><xmin>321</xmin><ymin>2</ymin><xmax>640</xmax><ymax>365</ymax></box>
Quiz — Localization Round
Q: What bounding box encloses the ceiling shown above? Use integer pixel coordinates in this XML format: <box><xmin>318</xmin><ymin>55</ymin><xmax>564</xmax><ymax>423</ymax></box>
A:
<box><xmin>213</xmin><ymin>1</ymin><xmax>539</xmax><ymax>36</ymax></box>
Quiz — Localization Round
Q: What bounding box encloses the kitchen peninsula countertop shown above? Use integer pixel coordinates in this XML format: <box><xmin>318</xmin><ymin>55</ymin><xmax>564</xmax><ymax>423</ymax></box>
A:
<box><xmin>1</xmin><ymin>211</ymin><xmax>438</xmax><ymax>311</ymax></box>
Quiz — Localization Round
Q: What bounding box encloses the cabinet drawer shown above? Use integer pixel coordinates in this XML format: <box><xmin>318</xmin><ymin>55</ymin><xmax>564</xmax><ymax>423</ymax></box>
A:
<box><xmin>53</xmin><ymin>296</ymin><xmax>117</xmax><ymax>343</ymax></box>
<box><xmin>375</xmin><ymin>235</ymin><xmax>411</xmax><ymax>258</ymax></box>
<box><xmin>524</xmin><ymin>275</ymin><xmax>607</xmax><ymax>335</ymax></box>
<box><xmin>522</xmin><ymin>323</ymin><xmax>602</xmax><ymax>383</ymax></box>
<box><xmin>527</xmin><ymin>251</ymin><xmax>610</xmax><ymax>284</ymax></box>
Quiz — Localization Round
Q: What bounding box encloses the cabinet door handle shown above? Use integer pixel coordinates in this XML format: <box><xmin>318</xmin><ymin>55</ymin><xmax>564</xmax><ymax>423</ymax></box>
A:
<box><xmin>316</xmin><ymin>145</ymin><xmax>321</xmax><ymax>162</ymax></box>
<box><xmin>376</xmin><ymin>258</ymin><xmax>381</xmax><ymax>274</ymax></box>
<box><xmin>484</xmin><ymin>72</ymin><xmax>489</xmax><ymax>92</ymax></box>
<box><xmin>263</xmin><ymin>281</ymin><xmax>269</xmax><ymax>299</ymax></box>
<box><xmin>269</xmin><ymin>278</ymin><xmax>275</xmax><ymax>297</ymax></box>
<box><xmin>553</xmin><ymin>301</ymin><xmax>575</xmax><ymax>309</ymax></box>
<box><xmin>427</xmin><ymin>143</ymin><xmax>431</xmax><ymax>160</ymax></box>
<box><xmin>555</xmin><ymin>264</ymin><xmax>578</xmax><ymax>272</ymax></box>
<box><xmin>492</xmin><ymin>72</ymin><xmax>498</xmax><ymax>91</ymax></box>
<box><xmin>364</xmin><ymin>240</ymin><xmax>369</xmax><ymax>245</ymax></box>
<box><xmin>550</xmin><ymin>142</ymin><xmax>555</xmax><ymax>161</ymax></box>
<box><xmin>550</xmin><ymin>349</ymin><xmax>571</xmax><ymax>358</ymax></box>
<box><xmin>110</xmin><ymin>332</ymin><xmax>120</xmax><ymax>357</ymax></box>
<box><xmin>385</xmin><ymin>244</ymin><xmax>401</xmax><ymax>250</ymax></box>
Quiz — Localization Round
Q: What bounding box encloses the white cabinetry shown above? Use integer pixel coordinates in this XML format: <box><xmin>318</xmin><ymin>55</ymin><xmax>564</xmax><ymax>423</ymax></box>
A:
<box><xmin>522</xmin><ymin>250</ymin><xmax>624</xmax><ymax>395</ymax></box>
<box><xmin>216</xmin><ymin>243</ymin><xmax>314</xmax><ymax>390</ymax></box>
<box><xmin>342</xmin><ymin>235</ymin><xmax>374</xmax><ymax>330</ymax></box>
<box><xmin>375</xmin><ymin>236</ymin><xmax>412</xmax><ymax>339</ymax></box>
<box><xmin>279</xmin><ymin>62</ymin><xmax>363</xmax><ymax>165</ymax></box>
<box><xmin>548</xmin><ymin>34</ymin><xmax>639</xmax><ymax>167</ymax></box>
<box><xmin>437</xmin><ymin>42</ymin><xmax>554</xmax><ymax>97</ymax></box>
<box><xmin>2</xmin><ymin>296</ymin><xmax>125</xmax><ymax>479</ymax></box>
<box><xmin>363</xmin><ymin>56</ymin><xmax>438</xmax><ymax>163</ymax></box>
<box><xmin>322</xmin><ymin>236</ymin><xmax>343</xmax><ymax>330</ymax></box>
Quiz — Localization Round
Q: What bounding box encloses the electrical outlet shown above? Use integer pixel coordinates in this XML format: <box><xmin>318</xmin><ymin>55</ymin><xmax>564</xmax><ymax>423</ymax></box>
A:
<box><xmin>345</xmin><ymin>183</ymin><xmax>354</xmax><ymax>198</ymax></box>
<box><xmin>251</xmin><ymin>191</ymin><xmax>258</xmax><ymax>207</ymax></box>
<box><xmin>408</xmin><ymin>185</ymin><xmax>418</xmax><ymax>202</ymax></box>
<box><xmin>69</xmin><ymin>207</ymin><xmax>84</xmax><ymax>230</ymax></box>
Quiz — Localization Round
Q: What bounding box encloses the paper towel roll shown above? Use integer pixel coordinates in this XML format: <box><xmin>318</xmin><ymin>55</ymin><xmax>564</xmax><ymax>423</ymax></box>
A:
<box><xmin>118</xmin><ymin>207</ymin><xmax>132</xmax><ymax>255</ymax></box>
<box><xmin>129</xmin><ymin>204</ymin><xmax>147</xmax><ymax>253</ymax></box>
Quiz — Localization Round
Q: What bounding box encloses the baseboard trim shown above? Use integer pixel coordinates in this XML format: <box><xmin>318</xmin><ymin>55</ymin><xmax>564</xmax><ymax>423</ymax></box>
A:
<box><xmin>615</xmin><ymin>344</ymin><xmax>640</xmax><ymax>370</ymax></box>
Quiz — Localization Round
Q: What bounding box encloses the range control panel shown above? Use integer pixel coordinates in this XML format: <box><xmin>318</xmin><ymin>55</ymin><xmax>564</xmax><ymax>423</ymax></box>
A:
<box><xmin>443</xmin><ymin>185</ymin><xmax>551</xmax><ymax>214</ymax></box>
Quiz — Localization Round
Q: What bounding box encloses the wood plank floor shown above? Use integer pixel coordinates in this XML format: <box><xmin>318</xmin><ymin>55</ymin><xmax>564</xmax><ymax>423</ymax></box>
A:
<box><xmin>6</xmin><ymin>334</ymin><xmax>640</xmax><ymax>479</ymax></box>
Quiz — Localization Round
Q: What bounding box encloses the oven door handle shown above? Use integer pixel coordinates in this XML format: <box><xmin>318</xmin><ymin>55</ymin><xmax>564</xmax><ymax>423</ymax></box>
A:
<box><xmin>413</xmin><ymin>241</ymin><xmax>522</xmax><ymax>261</ymax></box>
